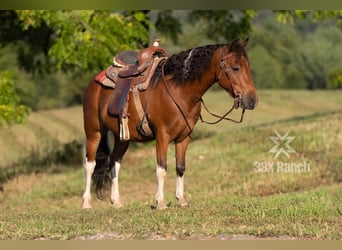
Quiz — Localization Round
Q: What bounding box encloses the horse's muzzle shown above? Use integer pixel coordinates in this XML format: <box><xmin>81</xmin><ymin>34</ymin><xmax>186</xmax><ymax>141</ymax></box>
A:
<box><xmin>240</xmin><ymin>92</ymin><xmax>258</xmax><ymax>110</ymax></box>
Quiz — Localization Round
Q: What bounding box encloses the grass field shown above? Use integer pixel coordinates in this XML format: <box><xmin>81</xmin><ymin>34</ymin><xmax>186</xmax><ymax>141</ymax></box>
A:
<box><xmin>0</xmin><ymin>89</ymin><xmax>341</xmax><ymax>240</ymax></box>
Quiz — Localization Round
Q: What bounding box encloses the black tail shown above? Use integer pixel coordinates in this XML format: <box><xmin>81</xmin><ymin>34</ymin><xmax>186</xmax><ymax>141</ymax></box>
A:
<box><xmin>92</xmin><ymin>133</ymin><xmax>112</xmax><ymax>199</ymax></box>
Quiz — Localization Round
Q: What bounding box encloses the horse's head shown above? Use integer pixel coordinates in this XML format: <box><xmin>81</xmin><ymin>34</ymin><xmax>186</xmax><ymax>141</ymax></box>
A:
<box><xmin>216</xmin><ymin>38</ymin><xmax>258</xmax><ymax>110</ymax></box>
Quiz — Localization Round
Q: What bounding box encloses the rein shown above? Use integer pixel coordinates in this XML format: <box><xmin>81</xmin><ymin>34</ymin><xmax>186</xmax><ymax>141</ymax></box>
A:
<box><xmin>161</xmin><ymin>61</ymin><xmax>194</xmax><ymax>136</ymax></box>
<box><xmin>199</xmin><ymin>97</ymin><xmax>245</xmax><ymax>124</ymax></box>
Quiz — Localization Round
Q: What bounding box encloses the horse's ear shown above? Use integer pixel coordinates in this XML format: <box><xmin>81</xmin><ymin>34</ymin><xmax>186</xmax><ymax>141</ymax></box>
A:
<box><xmin>241</xmin><ymin>37</ymin><xmax>249</xmax><ymax>47</ymax></box>
<box><xmin>229</xmin><ymin>39</ymin><xmax>241</xmax><ymax>51</ymax></box>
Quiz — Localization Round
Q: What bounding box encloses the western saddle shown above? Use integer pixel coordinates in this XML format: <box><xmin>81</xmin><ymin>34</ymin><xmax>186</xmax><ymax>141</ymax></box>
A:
<box><xmin>95</xmin><ymin>39</ymin><xmax>169</xmax><ymax>141</ymax></box>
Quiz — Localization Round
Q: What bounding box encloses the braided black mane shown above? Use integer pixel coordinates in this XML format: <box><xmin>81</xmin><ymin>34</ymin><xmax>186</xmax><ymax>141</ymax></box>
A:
<box><xmin>152</xmin><ymin>44</ymin><xmax>223</xmax><ymax>86</ymax></box>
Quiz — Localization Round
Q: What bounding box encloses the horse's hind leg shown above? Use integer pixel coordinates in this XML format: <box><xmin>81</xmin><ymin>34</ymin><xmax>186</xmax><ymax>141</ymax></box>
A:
<box><xmin>155</xmin><ymin>136</ymin><xmax>169</xmax><ymax>210</ymax></box>
<box><xmin>110</xmin><ymin>137</ymin><xmax>129</xmax><ymax>208</ymax></box>
<box><xmin>82</xmin><ymin>132</ymin><xmax>101</xmax><ymax>209</ymax></box>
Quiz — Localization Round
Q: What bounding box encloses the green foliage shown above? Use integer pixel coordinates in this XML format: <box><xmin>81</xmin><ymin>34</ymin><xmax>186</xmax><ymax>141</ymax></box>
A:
<box><xmin>0</xmin><ymin>11</ymin><xmax>54</xmax><ymax>74</ymax></box>
<box><xmin>275</xmin><ymin>10</ymin><xmax>310</xmax><ymax>24</ymax></box>
<box><xmin>275</xmin><ymin>10</ymin><xmax>342</xmax><ymax>25</ymax></box>
<box><xmin>300</xmin><ymin>26</ymin><xmax>342</xmax><ymax>89</ymax></box>
<box><xmin>0</xmin><ymin>71</ymin><xmax>30</xmax><ymax>125</ymax></box>
<box><xmin>155</xmin><ymin>10</ymin><xmax>182</xmax><ymax>44</ymax></box>
<box><xmin>0</xmin><ymin>45</ymin><xmax>84</xmax><ymax>110</ymax></box>
<box><xmin>15</xmin><ymin>10</ymin><xmax>149</xmax><ymax>76</ymax></box>
<box><xmin>249</xmin><ymin>19</ymin><xmax>306</xmax><ymax>88</ymax></box>
<box><xmin>157</xmin><ymin>10</ymin><xmax>342</xmax><ymax>90</ymax></box>
<box><xmin>0</xmin><ymin>10</ymin><xmax>150</xmax><ymax>110</ymax></box>
<box><xmin>248</xmin><ymin>15</ymin><xmax>342</xmax><ymax>89</ymax></box>
<box><xmin>327</xmin><ymin>68</ymin><xmax>342</xmax><ymax>89</ymax></box>
<box><xmin>189</xmin><ymin>10</ymin><xmax>256</xmax><ymax>43</ymax></box>
<box><xmin>248</xmin><ymin>46</ymin><xmax>285</xmax><ymax>88</ymax></box>
<box><xmin>311</xmin><ymin>10</ymin><xmax>342</xmax><ymax>26</ymax></box>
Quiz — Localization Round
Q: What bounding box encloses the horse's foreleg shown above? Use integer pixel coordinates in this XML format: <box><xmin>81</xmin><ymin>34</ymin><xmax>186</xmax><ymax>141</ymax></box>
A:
<box><xmin>111</xmin><ymin>161</ymin><xmax>122</xmax><ymax>208</ymax></box>
<box><xmin>110</xmin><ymin>139</ymin><xmax>129</xmax><ymax>208</ymax></box>
<box><xmin>155</xmin><ymin>137</ymin><xmax>169</xmax><ymax>209</ymax></box>
<box><xmin>175</xmin><ymin>137</ymin><xmax>190</xmax><ymax>207</ymax></box>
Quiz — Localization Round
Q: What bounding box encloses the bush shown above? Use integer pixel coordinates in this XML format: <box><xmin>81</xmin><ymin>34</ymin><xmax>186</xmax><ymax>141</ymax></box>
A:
<box><xmin>0</xmin><ymin>139</ymin><xmax>83</xmax><ymax>188</ymax></box>
<box><xmin>0</xmin><ymin>71</ymin><xmax>30</xmax><ymax>125</ymax></box>
<box><xmin>249</xmin><ymin>45</ymin><xmax>286</xmax><ymax>88</ymax></box>
<box><xmin>327</xmin><ymin>67</ymin><xmax>342</xmax><ymax>89</ymax></box>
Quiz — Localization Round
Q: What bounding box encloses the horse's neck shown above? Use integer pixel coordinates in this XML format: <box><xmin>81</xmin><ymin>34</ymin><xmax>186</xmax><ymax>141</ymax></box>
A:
<box><xmin>186</xmin><ymin>56</ymin><xmax>219</xmax><ymax>102</ymax></box>
<box><xmin>160</xmin><ymin>47</ymin><xmax>221</xmax><ymax>105</ymax></box>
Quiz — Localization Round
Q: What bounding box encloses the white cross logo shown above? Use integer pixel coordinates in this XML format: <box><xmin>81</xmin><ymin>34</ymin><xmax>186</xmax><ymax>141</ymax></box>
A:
<box><xmin>269</xmin><ymin>130</ymin><xmax>296</xmax><ymax>159</ymax></box>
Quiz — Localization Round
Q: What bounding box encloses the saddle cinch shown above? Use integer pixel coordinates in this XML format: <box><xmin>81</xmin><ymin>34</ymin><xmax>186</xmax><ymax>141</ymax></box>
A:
<box><xmin>95</xmin><ymin>39</ymin><xmax>169</xmax><ymax>141</ymax></box>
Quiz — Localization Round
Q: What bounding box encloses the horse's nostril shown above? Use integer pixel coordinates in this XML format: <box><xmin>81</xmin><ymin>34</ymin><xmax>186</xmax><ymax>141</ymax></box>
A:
<box><xmin>249</xmin><ymin>95</ymin><xmax>258</xmax><ymax>109</ymax></box>
<box><xmin>242</xmin><ymin>93</ymin><xmax>258</xmax><ymax>110</ymax></box>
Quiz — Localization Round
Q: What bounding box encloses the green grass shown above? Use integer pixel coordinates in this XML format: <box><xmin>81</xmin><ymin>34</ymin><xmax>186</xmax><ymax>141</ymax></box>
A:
<box><xmin>0</xmin><ymin>89</ymin><xmax>341</xmax><ymax>239</ymax></box>
<box><xmin>0</xmin><ymin>187</ymin><xmax>340</xmax><ymax>239</ymax></box>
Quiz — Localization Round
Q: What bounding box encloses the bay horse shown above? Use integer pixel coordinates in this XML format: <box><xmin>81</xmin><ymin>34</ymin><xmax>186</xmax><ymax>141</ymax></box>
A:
<box><xmin>82</xmin><ymin>38</ymin><xmax>258</xmax><ymax>209</ymax></box>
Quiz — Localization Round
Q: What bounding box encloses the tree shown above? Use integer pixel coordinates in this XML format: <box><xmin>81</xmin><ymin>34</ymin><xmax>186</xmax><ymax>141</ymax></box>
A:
<box><xmin>274</xmin><ymin>10</ymin><xmax>342</xmax><ymax>26</ymax></box>
<box><xmin>0</xmin><ymin>71</ymin><xmax>30</xmax><ymax>125</ymax></box>
<box><xmin>248</xmin><ymin>17</ymin><xmax>307</xmax><ymax>89</ymax></box>
<box><xmin>156</xmin><ymin>10</ymin><xmax>341</xmax><ymax>45</ymax></box>
<box><xmin>300</xmin><ymin>26</ymin><xmax>342</xmax><ymax>89</ymax></box>
<box><xmin>248</xmin><ymin>45</ymin><xmax>286</xmax><ymax>89</ymax></box>
<box><xmin>155</xmin><ymin>10</ymin><xmax>182</xmax><ymax>44</ymax></box>
<box><xmin>188</xmin><ymin>10</ymin><xmax>256</xmax><ymax>43</ymax></box>
<box><xmin>2</xmin><ymin>10</ymin><xmax>341</xmax><ymax>76</ymax></box>
<box><xmin>0</xmin><ymin>10</ymin><xmax>151</xmax><ymax>112</ymax></box>
<box><xmin>327</xmin><ymin>67</ymin><xmax>342</xmax><ymax>89</ymax></box>
<box><xmin>14</xmin><ymin>10</ymin><xmax>150</xmax><ymax>76</ymax></box>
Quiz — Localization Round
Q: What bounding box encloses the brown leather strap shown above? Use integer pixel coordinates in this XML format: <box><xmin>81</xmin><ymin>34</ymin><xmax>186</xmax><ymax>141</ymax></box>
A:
<box><xmin>132</xmin><ymin>87</ymin><xmax>153</xmax><ymax>137</ymax></box>
<box><xmin>137</xmin><ymin>57</ymin><xmax>167</xmax><ymax>91</ymax></box>
<box><xmin>120</xmin><ymin>92</ymin><xmax>130</xmax><ymax>141</ymax></box>
<box><xmin>199</xmin><ymin>96</ymin><xmax>245</xmax><ymax>124</ymax></box>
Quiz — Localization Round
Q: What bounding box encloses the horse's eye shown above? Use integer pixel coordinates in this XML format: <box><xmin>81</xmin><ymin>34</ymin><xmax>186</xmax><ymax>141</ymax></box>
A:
<box><xmin>231</xmin><ymin>65</ymin><xmax>240</xmax><ymax>72</ymax></box>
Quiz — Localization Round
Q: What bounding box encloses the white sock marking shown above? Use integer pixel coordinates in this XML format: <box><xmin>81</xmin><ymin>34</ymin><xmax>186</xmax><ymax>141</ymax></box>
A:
<box><xmin>155</xmin><ymin>165</ymin><xmax>167</xmax><ymax>204</ymax></box>
<box><xmin>176</xmin><ymin>175</ymin><xmax>184</xmax><ymax>200</ymax></box>
<box><xmin>111</xmin><ymin>161</ymin><xmax>121</xmax><ymax>206</ymax></box>
<box><xmin>82</xmin><ymin>159</ymin><xmax>96</xmax><ymax>208</ymax></box>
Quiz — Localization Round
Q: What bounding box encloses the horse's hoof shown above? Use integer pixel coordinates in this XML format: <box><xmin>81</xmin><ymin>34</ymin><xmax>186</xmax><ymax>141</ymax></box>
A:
<box><xmin>112</xmin><ymin>200</ymin><xmax>123</xmax><ymax>208</ymax></box>
<box><xmin>156</xmin><ymin>201</ymin><xmax>168</xmax><ymax>210</ymax></box>
<box><xmin>179</xmin><ymin>201</ymin><xmax>189</xmax><ymax>208</ymax></box>
<box><xmin>177</xmin><ymin>197</ymin><xmax>189</xmax><ymax>207</ymax></box>
<box><xmin>82</xmin><ymin>203</ymin><xmax>92</xmax><ymax>209</ymax></box>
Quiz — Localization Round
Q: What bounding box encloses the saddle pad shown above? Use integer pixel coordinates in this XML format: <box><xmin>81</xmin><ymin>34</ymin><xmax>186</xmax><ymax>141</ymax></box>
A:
<box><xmin>94</xmin><ymin>70</ymin><xmax>116</xmax><ymax>88</ymax></box>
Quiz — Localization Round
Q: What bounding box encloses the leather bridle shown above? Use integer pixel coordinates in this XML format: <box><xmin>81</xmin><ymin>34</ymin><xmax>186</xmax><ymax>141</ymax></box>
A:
<box><xmin>199</xmin><ymin>46</ymin><xmax>245</xmax><ymax>124</ymax></box>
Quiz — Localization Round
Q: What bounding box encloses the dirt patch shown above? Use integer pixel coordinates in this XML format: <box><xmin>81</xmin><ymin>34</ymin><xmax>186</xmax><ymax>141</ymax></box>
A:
<box><xmin>70</xmin><ymin>232</ymin><xmax>311</xmax><ymax>240</ymax></box>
